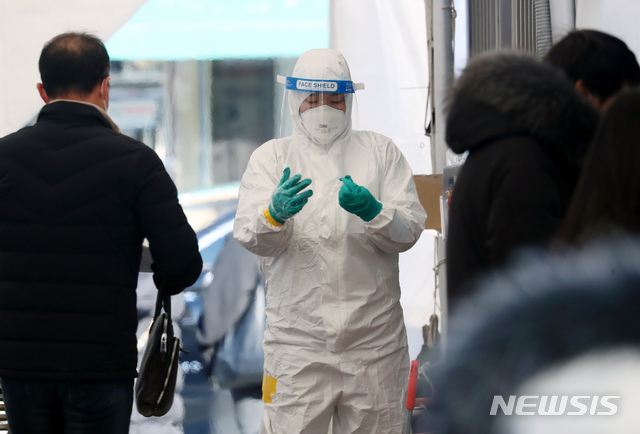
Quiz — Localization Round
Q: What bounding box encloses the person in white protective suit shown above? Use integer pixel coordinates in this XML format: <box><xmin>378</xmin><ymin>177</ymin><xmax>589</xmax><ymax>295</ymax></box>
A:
<box><xmin>233</xmin><ymin>48</ymin><xmax>427</xmax><ymax>434</ymax></box>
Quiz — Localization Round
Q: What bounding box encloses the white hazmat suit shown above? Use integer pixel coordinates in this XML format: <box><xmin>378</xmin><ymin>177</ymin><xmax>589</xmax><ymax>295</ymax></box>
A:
<box><xmin>233</xmin><ymin>48</ymin><xmax>427</xmax><ymax>434</ymax></box>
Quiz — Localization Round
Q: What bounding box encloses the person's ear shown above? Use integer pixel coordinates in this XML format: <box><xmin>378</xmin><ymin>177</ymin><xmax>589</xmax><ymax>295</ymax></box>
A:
<box><xmin>574</xmin><ymin>80</ymin><xmax>590</xmax><ymax>97</ymax></box>
<box><xmin>575</xmin><ymin>80</ymin><xmax>605</xmax><ymax>110</ymax></box>
<box><xmin>99</xmin><ymin>77</ymin><xmax>110</xmax><ymax>97</ymax></box>
<box><xmin>97</xmin><ymin>77</ymin><xmax>111</xmax><ymax>110</ymax></box>
<box><xmin>37</xmin><ymin>83</ymin><xmax>49</xmax><ymax>103</ymax></box>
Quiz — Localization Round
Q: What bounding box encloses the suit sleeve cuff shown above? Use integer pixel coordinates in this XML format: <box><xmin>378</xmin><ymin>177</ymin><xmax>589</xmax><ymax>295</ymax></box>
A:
<box><xmin>264</xmin><ymin>207</ymin><xmax>284</xmax><ymax>226</ymax></box>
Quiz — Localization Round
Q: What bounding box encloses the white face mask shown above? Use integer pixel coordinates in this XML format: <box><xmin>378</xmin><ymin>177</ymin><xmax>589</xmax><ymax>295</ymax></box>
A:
<box><xmin>300</xmin><ymin>105</ymin><xmax>346</xmax><ymax>144</ymax></box>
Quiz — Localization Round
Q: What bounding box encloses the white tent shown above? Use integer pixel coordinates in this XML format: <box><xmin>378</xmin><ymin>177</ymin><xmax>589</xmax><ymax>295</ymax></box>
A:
<box><xmin>575</xmin><ymin>0</ymin><xmax>640</xmax><ymax>56</ymax></box>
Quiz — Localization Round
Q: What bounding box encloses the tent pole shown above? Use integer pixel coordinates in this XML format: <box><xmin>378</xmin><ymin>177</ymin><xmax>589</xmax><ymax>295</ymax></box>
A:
<box><xmin>428</xmin><ymin>0</ymin><xmax>454</xmax><ymax>176</ymax></box>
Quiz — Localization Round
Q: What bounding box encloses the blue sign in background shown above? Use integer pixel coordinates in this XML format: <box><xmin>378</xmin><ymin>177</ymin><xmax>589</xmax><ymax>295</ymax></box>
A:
<box><xmin>106</xmin><ymin>0</ymin><xmax>330</xmax><ymax>61</ymax></box>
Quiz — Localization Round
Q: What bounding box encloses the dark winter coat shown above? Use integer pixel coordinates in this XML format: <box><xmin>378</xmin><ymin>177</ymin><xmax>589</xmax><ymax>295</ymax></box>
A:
<box><xmin>0</xmin><ymin>101</ymin><xmax>202</xmax><ymax>381</ymax></box>
<box><xmin>445</xmin><ymin>53</ymin><xmax>600</xmax><ymax>307</ymax></box>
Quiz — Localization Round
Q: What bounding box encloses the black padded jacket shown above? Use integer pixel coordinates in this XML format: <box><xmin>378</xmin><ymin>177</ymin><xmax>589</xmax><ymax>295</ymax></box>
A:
<box><xmin>0</xmin><ymin>101</ymin><xmax>202</xmax><ymax>381</ymax></box>
<box><xmin>444</xmin><ymin>54</ymin><xmax>599</xmax><ymax>309</ymax></box>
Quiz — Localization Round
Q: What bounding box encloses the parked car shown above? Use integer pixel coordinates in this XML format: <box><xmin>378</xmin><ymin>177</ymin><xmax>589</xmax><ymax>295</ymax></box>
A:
<box><xmin>132</xmin><ymin>182</ymin><xmax>264</xmax><ymax>434</ymax></box>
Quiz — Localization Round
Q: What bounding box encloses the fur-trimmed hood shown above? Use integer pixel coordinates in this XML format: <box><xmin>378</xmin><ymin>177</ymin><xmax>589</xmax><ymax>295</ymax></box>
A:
<box><xmin>446</xmin><ymin>52</ymin><xmax>600</xmax><ymax>162</ymax></box>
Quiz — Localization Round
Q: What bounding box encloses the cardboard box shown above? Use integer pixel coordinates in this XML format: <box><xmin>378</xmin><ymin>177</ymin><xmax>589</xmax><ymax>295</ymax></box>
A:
<box><xmin>413</xmin><ymin>174</ymin><xmax>443</xmax><ymax>232</ymax></box>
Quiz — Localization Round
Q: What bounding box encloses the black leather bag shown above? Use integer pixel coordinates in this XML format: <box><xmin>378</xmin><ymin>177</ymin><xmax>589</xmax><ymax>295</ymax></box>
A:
<box><xmin>135</xmin><ymin>289</ymin><xmax>182</xmax><ymax>417</ymax></box>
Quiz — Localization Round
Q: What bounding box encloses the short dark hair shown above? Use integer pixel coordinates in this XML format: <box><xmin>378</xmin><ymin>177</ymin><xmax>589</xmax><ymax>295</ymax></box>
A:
<box><xmin>39</xmin><ymin>32</ymin><xmax>110</xmax><ymax>99</ymax></box>
<box><xmin>544</xmin><ymin>29</ymin><xmax>640</xmax><ymax>104</ymax></box>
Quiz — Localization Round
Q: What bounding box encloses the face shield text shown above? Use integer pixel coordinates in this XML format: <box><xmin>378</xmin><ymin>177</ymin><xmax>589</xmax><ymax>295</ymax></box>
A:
<box><xmin>296</xmin><ymin>80</ymin><xmax>338</xmax><ymax>92</ymax></box>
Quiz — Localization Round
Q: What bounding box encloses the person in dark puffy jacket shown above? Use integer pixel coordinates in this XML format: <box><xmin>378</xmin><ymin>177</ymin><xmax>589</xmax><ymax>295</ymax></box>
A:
<box><xmin>445</xmin><ymin>52</ymin><xmax>599</xmax><ymax>309</ymax></box>
<box><xmin>0</xmin><ymin>32</ymin><xmax>202</xmax><ymax>434</ymax></box>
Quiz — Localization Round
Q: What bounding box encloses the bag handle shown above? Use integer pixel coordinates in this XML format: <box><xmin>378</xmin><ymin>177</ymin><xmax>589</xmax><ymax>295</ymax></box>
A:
<box><xmin>153</xmin><ymin>286</ymin><xmax>172</xmax><ymax>320</ymax></box>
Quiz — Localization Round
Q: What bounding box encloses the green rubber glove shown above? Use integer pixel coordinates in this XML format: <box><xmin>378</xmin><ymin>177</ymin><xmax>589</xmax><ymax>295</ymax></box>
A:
<box><xmin>338</xmin><ymin>175</ymin><xmax>382</xmax><ymax>222</ymax></box>
<box><xmin>268</xmin><ymin>167</ymin><xmax>313</xmax><ymax>224</ymax></box>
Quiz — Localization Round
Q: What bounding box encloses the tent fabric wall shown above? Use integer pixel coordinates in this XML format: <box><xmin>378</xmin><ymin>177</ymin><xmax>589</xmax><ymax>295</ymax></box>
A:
<box><xmin>0</xmin><ymin>0</ymin><xmax>147</xmax><ymax>137</ymax></box>
<box><xmin>330</xmin><ymin>0</ymin><xmax>436</xmax><ymax>359</ymax></box>
<box><xmin>330</xmin><ymin>0</ymin><xmax>431</xmax><ymax>176</ymax></box>
<box><xmin>575</xmin><ymin>0</ymin><xmax>640</xmax><ymax>59</ymax></box>
<box><xmin>549</xmin><ymin>0</ymin><xmax>575</xmax><ymax>42</ymax></box>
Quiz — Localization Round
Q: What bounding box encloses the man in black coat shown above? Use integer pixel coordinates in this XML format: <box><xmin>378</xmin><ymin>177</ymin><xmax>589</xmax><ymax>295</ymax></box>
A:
<box><xmin>0</xmin><ymin>32</ymin><xmax>203</xmax><ymax>433</ymax></box>
<box><xmin>445</xmin><ymin>53</ymin><xmax>599</xmax><ymax>309</ymax></box>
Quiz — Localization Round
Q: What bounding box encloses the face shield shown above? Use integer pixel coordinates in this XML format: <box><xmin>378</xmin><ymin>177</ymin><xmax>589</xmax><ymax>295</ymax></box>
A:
<box><xmin>276</xmin><ymin>49</ymin><xmax>364</xmax><ymax>146</ymax></box>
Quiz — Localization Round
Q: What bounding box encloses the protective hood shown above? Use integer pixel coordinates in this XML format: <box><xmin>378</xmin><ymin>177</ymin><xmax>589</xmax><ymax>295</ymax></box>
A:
<box><xmin>446</xmin><ymin>52</ymin><xmax>599</xmax><ymax>164</ymax></box>
<box><xmin>288</xmin><ymin>48</ymin><xmax>354</xmax><ymax>148</ymax></box>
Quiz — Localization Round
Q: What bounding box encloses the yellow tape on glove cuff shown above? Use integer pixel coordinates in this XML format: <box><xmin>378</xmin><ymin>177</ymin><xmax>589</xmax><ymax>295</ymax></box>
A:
<box><xmin>264</xmin><ymin>207</ymin><xmax>284</xmax><ymax>226</ymax></box>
